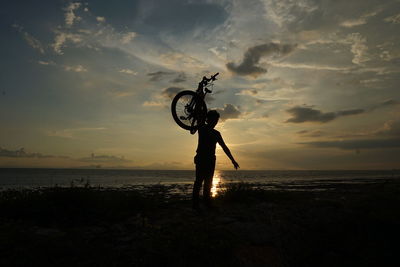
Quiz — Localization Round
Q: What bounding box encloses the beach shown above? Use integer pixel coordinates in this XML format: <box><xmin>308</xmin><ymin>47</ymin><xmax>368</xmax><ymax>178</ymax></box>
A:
<box><xmin>1</xmin><ymin>176</ymin><xmax>399</xmax><ymax>266</ymax></box>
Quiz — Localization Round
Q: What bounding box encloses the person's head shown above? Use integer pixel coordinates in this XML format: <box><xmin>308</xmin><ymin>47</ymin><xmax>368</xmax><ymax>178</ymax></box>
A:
<box><xmin>206</xmin><ymin>110</ymin><xmax>220</xmax><ymax>128</ymax></box>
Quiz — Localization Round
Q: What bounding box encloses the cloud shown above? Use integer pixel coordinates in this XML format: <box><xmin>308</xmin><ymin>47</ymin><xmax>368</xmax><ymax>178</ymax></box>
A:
<box><xmin>237</xmin><ymin>89</ymin><xmax>258</xmax><ymax>96</ymax></box>
<box><xmin>347</xmin><ymin>33</ymin><xmax>369</xmax><ymax>65</ymax></box>
<box><xmin>22</xmin><ymin>32</ymin><xmax>45</xmax><ymax>54</ymax></box>
<box><xmin>379</xmin><ymin>50</ymin><xmax>400</xmax><ymax>62</ymax></box>
<box><xmin>299</xmin><ymin>138</ymin><xmax>400</xmax><ymax>150</ymax></box>
<box><xmin>170</xmin><ymin>73</ymin><xmax>187</xmax><ymax>83</ymax></box>
<box><xmin>148</xmin><ymin>71</ymin><xmax>174</xmax><ymax>82</ymax></box>
<box><xmin>0</xmin><ymin>147</ymin><xmax>131</xmax><ymax>167</ymax></box>
<box><xmin>340</xmin><ymin>18</ymin><xmax>367</xmax><ymax>28</ymax></box>
<box><xmin>288</xmin><ymin>100</ymin><xmax>397</xmax><ymax>125</ymax></box>
<box><xmin>110</xmin><ymin>91</ymin><xmax>134</xmax><ymax>98</ymax></box>
<box><xmin>64</xmin><ymin>2</ymin><xmax>82</xmax><ymax>27</ymax></box>
<box><xmin>205</xmin><ymin>94</ymin><xmax>216</xmax><ymax>103</ymax></box>
<box><xmin>360</xmin><ymin>78</ymin><xmax>381</xmax><ymax>85</ymax></box>
<box><xmin>119</xmin><ymin>68</ymin><xmax>137</xmax><ymax>75</ymax></box>
<box><xmin>142</xmin><ymin>101</ymin><xmax>164</xmax><ymax>107</ymax></box>
<box><xmin>64</xmin><ymin>65</ymin><xmax>87</xmax><ymax>72</ymax></box>
<box><xmin>384</xmin><ymin>13</ymin><xmax>400</xmax><ymax>24</ymax></box>
<box><xmin>160</xmin><ymin>52</ymin><xmax>206</xmax><ymax>71</ymax></box>
<box><xmin>50</xmin><ymin>4</ymin><xmax>137</xmax><ymax>54</ymax></box>
<box><xmin>369</xmin><ymin>99</ymin><xmax>399</xmax><ymax>111</ymax></box>
<box><xmin>215</xmin><ymin>104</ymin><xmax>241</xmax><ymax>121</ymax></box>
<box><xmin>96</xmin><ymin>16</ymin><xmax>106</xmax><ymax>22</ymax></box>
<box><xmin>121</xmin><ymin>32</ymin><xmax>136</xmax><ymax>44</ymax></box>
<box><xmin>336</xmin><ymin>109</ymin><xmax>365</xmax><ymax>116</ymax></box>
<box><xmin>38</xmin><ymin>61</ymin><xmax>55</xmax><ymax>65</ymax></box>
<box><xmin>286</xmin><ymin>106</ymin><xmax>364</xmax><ymax>123</ymax></box>
<box><xmin>52</xmin><ymin>31</ymin><xmax>83</xmax><ymax>54</ymax></box>
<box><xmin>208</xmin><ymin>46</ymin><xmax>227</xmax><ymax>60</ymax></box>
<box><xmin>340</xmin><ymin>9</ymin><xmax>381</xmax><ymax>28</ymax></box>
<box><xmin>12</xmin><ymin>24</ymin><xmax>45</xmax><ymax>54</ymax></box>
<box><xmin>375</xmin><ymin>119</ymin><xmax>400</xmax><ymax>137</ymax></box>
<box><xmin>226</xmin><ymin>42</ymin><xmax>297</xmax><ymax>77</ymax></box>
<box><xmin>161</xmin><ymin>87</ymin><xmax>183</xmax><ymax>100</ymax></box>
<box><xmin>47</xmin><ymin>127</ymin><xmax>106</xmax><ymax>138</ymax></box>
<box><xmin>0</xmin><ymin>147</ymin><xmax>60</xmax><ymax>159</ymax></box>
<box><xmin>296</xmin><ymin>130</ymin><xmax>325</xmax><ymax>137</ymax></box>
<box><xmin>79</xmin><ymin>153</ymin><xmax>130</xmax><ymax>163</ymax></box>
<box><xmin>263</xmin><ymin>0</ymin><xmax>318</xmax><ymax>28</ymax></box>
<box><xmin>271</xmin><ymin>62</ymin><xmax>351</xmax><ymax>72</ymax></box>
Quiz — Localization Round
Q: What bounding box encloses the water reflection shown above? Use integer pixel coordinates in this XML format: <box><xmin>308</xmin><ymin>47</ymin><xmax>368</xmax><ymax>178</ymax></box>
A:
<box><xmin>211</xmin><ymin>170</ymin><xmax>222</xmax><ymax>197</ymax></box>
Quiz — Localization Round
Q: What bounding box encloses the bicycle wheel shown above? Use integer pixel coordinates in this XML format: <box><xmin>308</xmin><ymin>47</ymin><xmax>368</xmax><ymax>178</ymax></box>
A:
<box><xmin>171</xmin><ymin>90</ymin><xmax>207</xmax><ymax>131</ymax></box>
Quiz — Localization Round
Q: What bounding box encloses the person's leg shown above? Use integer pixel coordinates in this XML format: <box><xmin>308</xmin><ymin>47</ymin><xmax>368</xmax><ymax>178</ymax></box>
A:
<box><xmin>203</xmin><ymin>160</ymin><xmax>216</xmax><ymax>207</ymax></box>
<box><xmin>192</xmin><ymin>163</ymin><xmax>204</xmax><ymax>209</ymax></box>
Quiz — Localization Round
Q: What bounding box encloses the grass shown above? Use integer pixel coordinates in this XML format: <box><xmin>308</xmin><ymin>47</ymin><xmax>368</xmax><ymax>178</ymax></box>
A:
<box><xmin>0</xmin><ymin>180</ymin><xmax>399</xmax><ymax>266</ymax></box>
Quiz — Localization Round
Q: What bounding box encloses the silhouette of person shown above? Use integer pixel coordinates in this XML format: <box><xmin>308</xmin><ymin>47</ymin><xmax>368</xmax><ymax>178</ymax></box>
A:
<box><xmin>192</xmin><ymin>110</ymin><xmax>239</xmax><ymax>210</ymax></box>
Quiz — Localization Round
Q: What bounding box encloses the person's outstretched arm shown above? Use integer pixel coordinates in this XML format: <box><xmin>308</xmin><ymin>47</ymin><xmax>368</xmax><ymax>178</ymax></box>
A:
<box><xmin>216</xmin><ymin>133</ymin><xmax>240</xmax><ymax>170</ymax></box>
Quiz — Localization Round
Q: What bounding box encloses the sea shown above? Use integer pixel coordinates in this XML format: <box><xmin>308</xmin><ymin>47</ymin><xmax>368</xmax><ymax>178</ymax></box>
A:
<box><xmin>0</xmin><ymin>168</ymin><xmax>399</xmax><ymax>192</ymax></box>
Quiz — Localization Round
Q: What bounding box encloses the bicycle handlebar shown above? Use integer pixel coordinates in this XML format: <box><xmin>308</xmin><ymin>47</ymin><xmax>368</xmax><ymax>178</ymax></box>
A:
<box><xmin>201</xmin><ymin>72</ymin><xmax>219</xmax><ymax>84</ymax></box>
<box><xmin>211</xmin><ymin>72</ymin><xmax>219</xmax><ymax>81</ymax></box>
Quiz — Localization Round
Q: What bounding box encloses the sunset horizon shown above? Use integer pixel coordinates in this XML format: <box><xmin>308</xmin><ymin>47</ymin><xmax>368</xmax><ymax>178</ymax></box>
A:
<box><xmin>1</xmin><ymin>0</ymin><xmax>399</xmax><ymax>170</ymax></box>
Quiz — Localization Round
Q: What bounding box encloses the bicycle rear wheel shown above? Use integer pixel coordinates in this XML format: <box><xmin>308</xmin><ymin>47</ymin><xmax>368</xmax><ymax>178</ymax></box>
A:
<box><xmin>171</xmin><ymin>90</ymin><xmax>207</xmax><ymax>131</ymax></box>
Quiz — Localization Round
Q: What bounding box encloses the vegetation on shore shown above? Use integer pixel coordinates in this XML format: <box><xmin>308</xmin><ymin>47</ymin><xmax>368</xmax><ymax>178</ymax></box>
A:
<box><xmin>1</xmin><ymin>180</ymin><xmax>399</xmax><ymax>266</ymax></box>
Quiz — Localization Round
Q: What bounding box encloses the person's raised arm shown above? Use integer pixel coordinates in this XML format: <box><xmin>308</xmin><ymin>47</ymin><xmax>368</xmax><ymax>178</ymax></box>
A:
<box><xmin>216</xmin><ymin>133</ymin><xmax>240</xmax><ymax>170</ymax></box>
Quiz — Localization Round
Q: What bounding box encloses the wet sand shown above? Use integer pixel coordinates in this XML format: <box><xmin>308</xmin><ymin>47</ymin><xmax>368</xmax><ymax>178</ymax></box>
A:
<box><xmin>1</xmin><ymin>177</ymin><xmax>399</xmax><ymax>266</ymax></box>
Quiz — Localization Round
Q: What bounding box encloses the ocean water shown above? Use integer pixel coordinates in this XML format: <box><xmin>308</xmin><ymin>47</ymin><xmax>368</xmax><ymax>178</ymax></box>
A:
<box><xmin>0</xmin><ymin>168</ymin><xmax>399</xmax><ymax>190</ymax></box>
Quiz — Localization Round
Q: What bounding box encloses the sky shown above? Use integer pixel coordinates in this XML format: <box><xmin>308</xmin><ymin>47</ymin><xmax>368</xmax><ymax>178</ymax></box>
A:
<box><xmin>0</xmin><ymin>0</ymin><xmax>399</xmax><ymax>170</ymax></box>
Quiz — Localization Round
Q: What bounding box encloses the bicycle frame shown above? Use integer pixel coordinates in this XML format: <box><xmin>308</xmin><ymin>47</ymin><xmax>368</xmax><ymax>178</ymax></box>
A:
<box><xmin>171</xmin><ymin>72</ymin><xmax>219</xmax><ymax>134</ymax></box>
<box><xmin>187</xmin><ymin>73</ymin><xmax>219</xmax><ymax>114</ymax></box>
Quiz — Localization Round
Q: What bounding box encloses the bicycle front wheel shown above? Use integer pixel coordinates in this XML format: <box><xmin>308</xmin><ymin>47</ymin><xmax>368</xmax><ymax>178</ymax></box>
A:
<box><xmin>171</xmin><ymin>90</ymin><xmax>207</xmax><ymax>131</ymax></box>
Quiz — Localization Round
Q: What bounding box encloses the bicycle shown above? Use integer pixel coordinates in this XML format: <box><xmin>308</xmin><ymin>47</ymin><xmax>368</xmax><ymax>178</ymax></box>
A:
<box><xmin>171</xmin><ymin>72</ymin><xmax>219</xmax><ymax>134</ymax></box>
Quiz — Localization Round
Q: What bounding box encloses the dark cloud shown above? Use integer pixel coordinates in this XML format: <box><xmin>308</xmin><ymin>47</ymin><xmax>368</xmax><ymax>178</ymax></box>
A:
<box><xmin>336</xmin><ymin>109</ymin><xmax>365</xmax><ymax>116</ymax></box>
<box><xmin>226</xmin><ymin>42</ymin><xmax>297</xmax><ymax>77</ymax></box>
<box><xmin>0</xmin><ymin>147</ymin><xmax>130</xmax><ymax>164</ymax></box>
<box><xmin>380</xmin><ymin>99</ymin><xmax>399</xmax><ymax>106</ymax></box>
<box><xmin>147</xmin><ymin>71</ymin><xmax>174</xmax><ymax>82</ymax></box>
<box><xmin>79</xmin><ymin>153</ymin><xmax>130</xmax><ymax>163</ymax></box>
<box><xmin>286</xmin><ymin>106</ymin><xmax>364</xmax><ymax>123</ymax></box>
<box><xmin>299</xmin><ymin>138</ymin><xmax>400</xmax><ymax>150</ymax></box>
<box><xmin>369</xmin><ymin>99</ymin><xmax>399</xmax><ymax>111</ymax></box>
<box><xmin>297</xmin><ymin>130</ymin><xmax>309</xmax><ymax>134</ymax></box>
<box><xmin>161</xmin><ymin>87</ymin><xmax>183</xmax><ymax>100</ymax></box>
<box><xmin>170</xmin><ymin>73</ymin><xmax>187</xmax><ymax>83</ymax></box>
<box><xmin>205</xmin><ymin>94</ymin><xmax>215</xmax><ymax>103</ymax></box>
<box><xmin>287</xmin><ymin>99</ymin><xmax>398</xmax><ymax>124</ymax></box>
<box><xmin>0</xmin><ymin>147</ymin><xmax>62</xmax><ymax>158</ymax></box>
<box><xmin>215</xmin><ymin>104</ymin><xmax>241</xmax><ymax>121</ymax></box>
<box><xmin>296</xmin><ymin>130</ymin><xmax>325</xmax><ymax>137</ymax></box>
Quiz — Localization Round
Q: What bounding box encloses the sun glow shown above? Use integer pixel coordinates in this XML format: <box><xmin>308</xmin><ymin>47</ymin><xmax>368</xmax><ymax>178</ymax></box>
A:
<box><xmin>211</xmin><ymin>170</ymin><xmax>222</xmax><ymax>197</ymax></box>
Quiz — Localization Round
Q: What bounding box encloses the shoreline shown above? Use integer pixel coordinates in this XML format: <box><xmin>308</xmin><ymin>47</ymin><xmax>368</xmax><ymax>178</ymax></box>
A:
<box><xmin>1</xmin><ymin>175</ymin><xmax>398</xmax><ymax>194</ymax></box>
<box><xmin>1</xmin><ymin>178</ymin><xmax>399</xmax><ymax>266</ymax></box>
